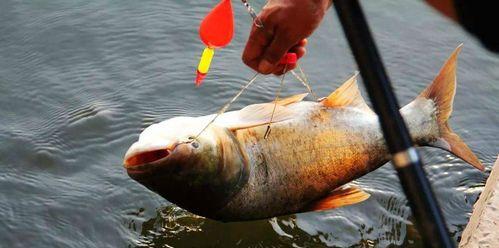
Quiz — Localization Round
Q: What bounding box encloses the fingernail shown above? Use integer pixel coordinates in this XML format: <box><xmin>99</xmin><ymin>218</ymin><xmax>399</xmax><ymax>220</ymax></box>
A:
<box><xmin>258</xmin><ymin>60</ymin><xmax>274</xmax><ymax>74</ymax></box>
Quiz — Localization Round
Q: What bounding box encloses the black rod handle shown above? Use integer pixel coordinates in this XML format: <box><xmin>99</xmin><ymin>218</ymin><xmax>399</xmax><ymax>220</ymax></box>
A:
<box><xmin>333</xmin><ymin>0</ymin><xmax>454</xmax><ymax>247</ymax></box>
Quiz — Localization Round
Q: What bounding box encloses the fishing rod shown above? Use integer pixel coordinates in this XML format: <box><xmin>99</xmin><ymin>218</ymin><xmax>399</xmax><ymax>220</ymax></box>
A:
<box><xmin>333</xmin><ymin>0</ymin><xmax>454</xmax><ymax>247</ymax></box>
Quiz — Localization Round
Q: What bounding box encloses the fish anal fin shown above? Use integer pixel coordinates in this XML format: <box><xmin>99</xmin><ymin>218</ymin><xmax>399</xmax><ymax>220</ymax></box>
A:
<box><xmin>321</xmin><ymin>72</ymin><xmax>372</xmax><ymax>112</ymax></box>
<box><xmin>273</xmin><ymin>93</ymin><xmax>308</xmax><ymax>106</ymax></box>
<box><xmin>306</xmin><ymin>186</ymin><xmax>370</xmax><ymax>212</ymax></box>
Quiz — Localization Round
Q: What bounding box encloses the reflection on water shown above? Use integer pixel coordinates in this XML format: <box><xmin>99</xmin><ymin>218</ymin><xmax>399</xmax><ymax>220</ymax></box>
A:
<box><xmin>1</xmin><ymin>0</ymin><xmax>498</xmax><ymax>247</ymax></box>
<box><xmin>132</xmin><ymin>200</ymin><xmax>426</xmax><ymax>248</ymax></box>
<box><xmin>130</xmin><ymin>206</ymin><xmax>373</xmax><ymax>248</ymax></box>
<box><xmin>128</xmin><ymin>180</ymin><xmax>424</xmax><ymax>248</ymax></box>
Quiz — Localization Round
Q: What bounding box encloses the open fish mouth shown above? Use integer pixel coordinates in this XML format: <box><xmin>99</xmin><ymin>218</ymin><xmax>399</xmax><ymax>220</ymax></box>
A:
<box><xmin>124</xmin><ymin>149</ymin><xmax>171</xmax><ymax>168</ymax></box>
<box><xmin>123</xmin><ymin>140</ymin><xmax>179</xmax><ymax>173</ymax></box>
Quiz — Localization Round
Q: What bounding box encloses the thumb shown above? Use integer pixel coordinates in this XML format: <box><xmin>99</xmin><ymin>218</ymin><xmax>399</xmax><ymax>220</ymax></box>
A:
<box><xmin>258</xmin><ymin>34</ymin><xmax>296</xmax><ymax>74</ymax></box>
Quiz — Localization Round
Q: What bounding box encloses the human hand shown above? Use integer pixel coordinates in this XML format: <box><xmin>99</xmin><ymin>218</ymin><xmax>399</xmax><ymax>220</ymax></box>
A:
<box><xmin>242</xmin><ymin>0</ymin><xmax>331</xmax><ymax>75</ymax></box>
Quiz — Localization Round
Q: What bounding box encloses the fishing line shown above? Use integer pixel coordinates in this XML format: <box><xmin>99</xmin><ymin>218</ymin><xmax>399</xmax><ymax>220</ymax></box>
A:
<box><xmin>241</xmin><ymin>0</ymin><xmax>263</xmax><ymax>27</ymax></box>
<box><xmin>296</xmin><ymin>63</ymin><xmax>318</xmax><ymax>100</ymax></box>
<box><xmin>291</xmin><ymin>65</ymin><xmax>319</xmax><ymax>101</ymax></box>
<box><xmin>240</xmin><ymin>0</ymin><xmax>318</xmax><ymax>101</ymax></box>
<box><xmin>190</xmin><ymin>0</ymin><xmax>263</xmax><ymax>141</ymax></box>
<box><xmin>192</xmin><ymin>0</ymin><xmax>317</xmax><ymax>141</ymax></box>
<box><xmin>264</xmin><ymin>64</ymin><xmax>288</xmax><ymax>139</ymax></box>
<box><xmin>192</xmin><ymin>73</ymin><xmax>260</xmax><ymax>141</ymax></box>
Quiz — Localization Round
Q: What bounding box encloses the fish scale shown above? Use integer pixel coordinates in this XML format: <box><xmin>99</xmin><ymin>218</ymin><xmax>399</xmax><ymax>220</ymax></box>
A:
<box><xmin>217</xmin><ymin>104</ymin><xmax>388</xmax><ymax>220</ymax></box>
<box><xmin>123</xmin><ymin>46</ymin><xmax>484</xmax><ymax>222</ymax></box>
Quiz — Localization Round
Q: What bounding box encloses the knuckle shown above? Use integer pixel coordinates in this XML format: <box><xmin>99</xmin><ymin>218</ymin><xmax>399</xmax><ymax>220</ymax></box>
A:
<box><xmin>265</xmin><ymin>51</ymin><xmax>282</xmax><ymax>64</ymax></box>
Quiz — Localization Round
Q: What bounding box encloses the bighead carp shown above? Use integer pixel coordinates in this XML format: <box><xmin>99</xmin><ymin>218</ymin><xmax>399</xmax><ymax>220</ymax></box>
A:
<box><xmin>124</xmin><ymin>45</ymin><xmax>482</xmax><ymax>221</ymax></box>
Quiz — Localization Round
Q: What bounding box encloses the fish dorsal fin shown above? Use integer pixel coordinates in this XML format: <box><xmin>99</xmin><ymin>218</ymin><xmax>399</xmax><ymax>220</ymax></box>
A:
<box><xmin>321</xmin><ymin>73</ymin><xmax>372</xmax><ymax>112</ymax></box>
<box><xmin>306</xmin><ymin>185</ymin><xmax>370</xmax><ymax>212</ymax></box>
<box><xmin>217</xmin><ymin>103</ymin><xmax>295</xmax><ymax>131</ymax></box>
<box><xmin>273</xmin><ymin>93</ymin><xmax>308</xmax><ymax>106</ymax></box>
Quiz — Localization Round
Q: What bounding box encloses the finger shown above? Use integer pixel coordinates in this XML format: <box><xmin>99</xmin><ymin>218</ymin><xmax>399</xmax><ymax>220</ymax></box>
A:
<box><xmin>272</xmin><ymin>64</ymin><xmax>285</xmax><ymax>75</ymax></box>
<box><xmin>298</xmin><ymin>38</ymin><xmax>308</xmax><ymax>47</ymax></box>
<box><xmin>242</xmin><ymin>24</ymin><xmax>273</xmax><ymax>72</ymax></box>
<box><xmin>258</xmin><ymin>33</ymin><xmax>298</xmax><ymax>74</ymax></box>
<box><xmin>289</xmin><ymin>46</ymin><xmax>306</xmax><ymax>59</ymax></box>
<box><xmin>290</xmin><ymin>39</ymin><xmax>307</xmax><ymax>57</ymax></box>
<box><xmin>296</xmin><ymin>46</ymin><xmax>306</xmax><ymax>59</ymax></box>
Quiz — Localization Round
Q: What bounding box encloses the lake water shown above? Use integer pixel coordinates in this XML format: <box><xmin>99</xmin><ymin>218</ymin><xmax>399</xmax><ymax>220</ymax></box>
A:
<box><xmin>1</xmin><ymin>0</ymin><xmax>498</xmax><ymax>247</ymax></box>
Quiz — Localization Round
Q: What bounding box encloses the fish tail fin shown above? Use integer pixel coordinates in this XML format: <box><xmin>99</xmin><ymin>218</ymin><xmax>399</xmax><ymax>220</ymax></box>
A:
<box><xmin>408</xmin><ymin>44</ymin><xmax>483</xmax><ymax>171</ymax></box>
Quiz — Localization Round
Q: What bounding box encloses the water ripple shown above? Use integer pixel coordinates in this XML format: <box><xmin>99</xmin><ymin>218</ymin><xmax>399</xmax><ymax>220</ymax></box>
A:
<box><xmin>1</xmin><ymin>0</ymin><xmax>498</xmax><ymax>247</ymax></box>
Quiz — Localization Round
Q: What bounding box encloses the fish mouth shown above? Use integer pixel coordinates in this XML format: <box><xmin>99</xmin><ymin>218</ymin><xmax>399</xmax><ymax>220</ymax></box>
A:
<box><xmin>124</xmin><ymin>149</ymin><xmax>171</xmax><ymax>169</ymax></box>
<box><xmin>123</xmin><ymin>141</ymin><xmax>178</xmax><ymax>174</ymax></box>
<box><xmin>124</xmin><ymin>149</ymin><xmax>173</xmax><ymax>177</ymax></box>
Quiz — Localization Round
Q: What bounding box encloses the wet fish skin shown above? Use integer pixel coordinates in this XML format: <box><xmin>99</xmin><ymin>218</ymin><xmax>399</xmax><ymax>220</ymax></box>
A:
<box><xmin>214</xmin><ymin>97</ymin><xmax>439</xmax><ymax>220</ymax></box>
<box><xmin>123</xmin><ymin>45</ymin><xmax>483</xmax><ymax>221</ymax></box>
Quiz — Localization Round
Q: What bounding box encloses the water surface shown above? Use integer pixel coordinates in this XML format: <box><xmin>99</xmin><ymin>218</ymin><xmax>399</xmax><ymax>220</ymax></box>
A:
<box><xmin>1</xmin><ymin>0</ymin><xmax>498</xmax><ymax>247</ymax></box>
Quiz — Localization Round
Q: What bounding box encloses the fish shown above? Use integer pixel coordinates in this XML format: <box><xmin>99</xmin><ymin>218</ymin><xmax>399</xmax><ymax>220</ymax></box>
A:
<box><xmin>123</xmin><ymin>45</ymin><xmax>483</xmax><ymax>222</ymax></box>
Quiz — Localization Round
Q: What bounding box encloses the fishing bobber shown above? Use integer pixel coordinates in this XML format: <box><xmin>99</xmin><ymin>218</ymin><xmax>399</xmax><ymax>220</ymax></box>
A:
<box><xmin>195</xmin><ymin>0</ymin><xmax>234</xmax><ymax>86</ymax></box>
<box><xmin>196</xmin><ymin>47</ymin><xmax>215</xmax><ymax>85</ymax></box>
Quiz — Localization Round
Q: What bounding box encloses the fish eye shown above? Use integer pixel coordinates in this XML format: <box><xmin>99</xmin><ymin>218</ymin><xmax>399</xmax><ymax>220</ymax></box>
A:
<box><xmin>184</xmin><ymin>136</ymin><xmax>199</xmax><ymax>148</ymax></box>
<box><xmin>191</xmin><ymin>141</ymin><xmax>199</xmax><ymax>148</ymax></box>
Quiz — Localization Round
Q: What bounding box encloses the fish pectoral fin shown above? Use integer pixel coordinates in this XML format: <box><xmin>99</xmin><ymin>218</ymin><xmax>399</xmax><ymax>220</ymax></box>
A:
<box><xmin>216</xmin><ymin>93</ymin><xmax>306</xmax><ymax>131</ymax></box>
<box><xmin>321</xmin><ymin>72</ymin><xmax>372</xmax><ymax>112</ymax></box>
<box><xmin>220</xmin><ymin>103</ymin><xmax>296</xmax><ymax>131</ymax></box>
<box><xmin>306</xmin><ymin>185</ymin><xmax>370</xmax><ymax>212</ymax></box>
<box><xmin>272</xmin><ymin>93</ymin><xmax>308</xmax><ymax>106</ymax></box>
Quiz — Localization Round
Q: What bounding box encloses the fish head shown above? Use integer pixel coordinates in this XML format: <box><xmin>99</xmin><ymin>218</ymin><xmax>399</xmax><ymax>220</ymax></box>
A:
<box><xmin>123</xmin><ymin>117</ymin><xmax>248</xmax><ymax>217</ymax></box>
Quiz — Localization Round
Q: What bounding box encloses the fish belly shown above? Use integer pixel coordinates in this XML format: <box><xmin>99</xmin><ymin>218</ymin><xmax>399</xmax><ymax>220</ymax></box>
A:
<box><xmin>217</xmin><ymin>103</ymin><xmax>390</xmax><ymax>220</ymax></box>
